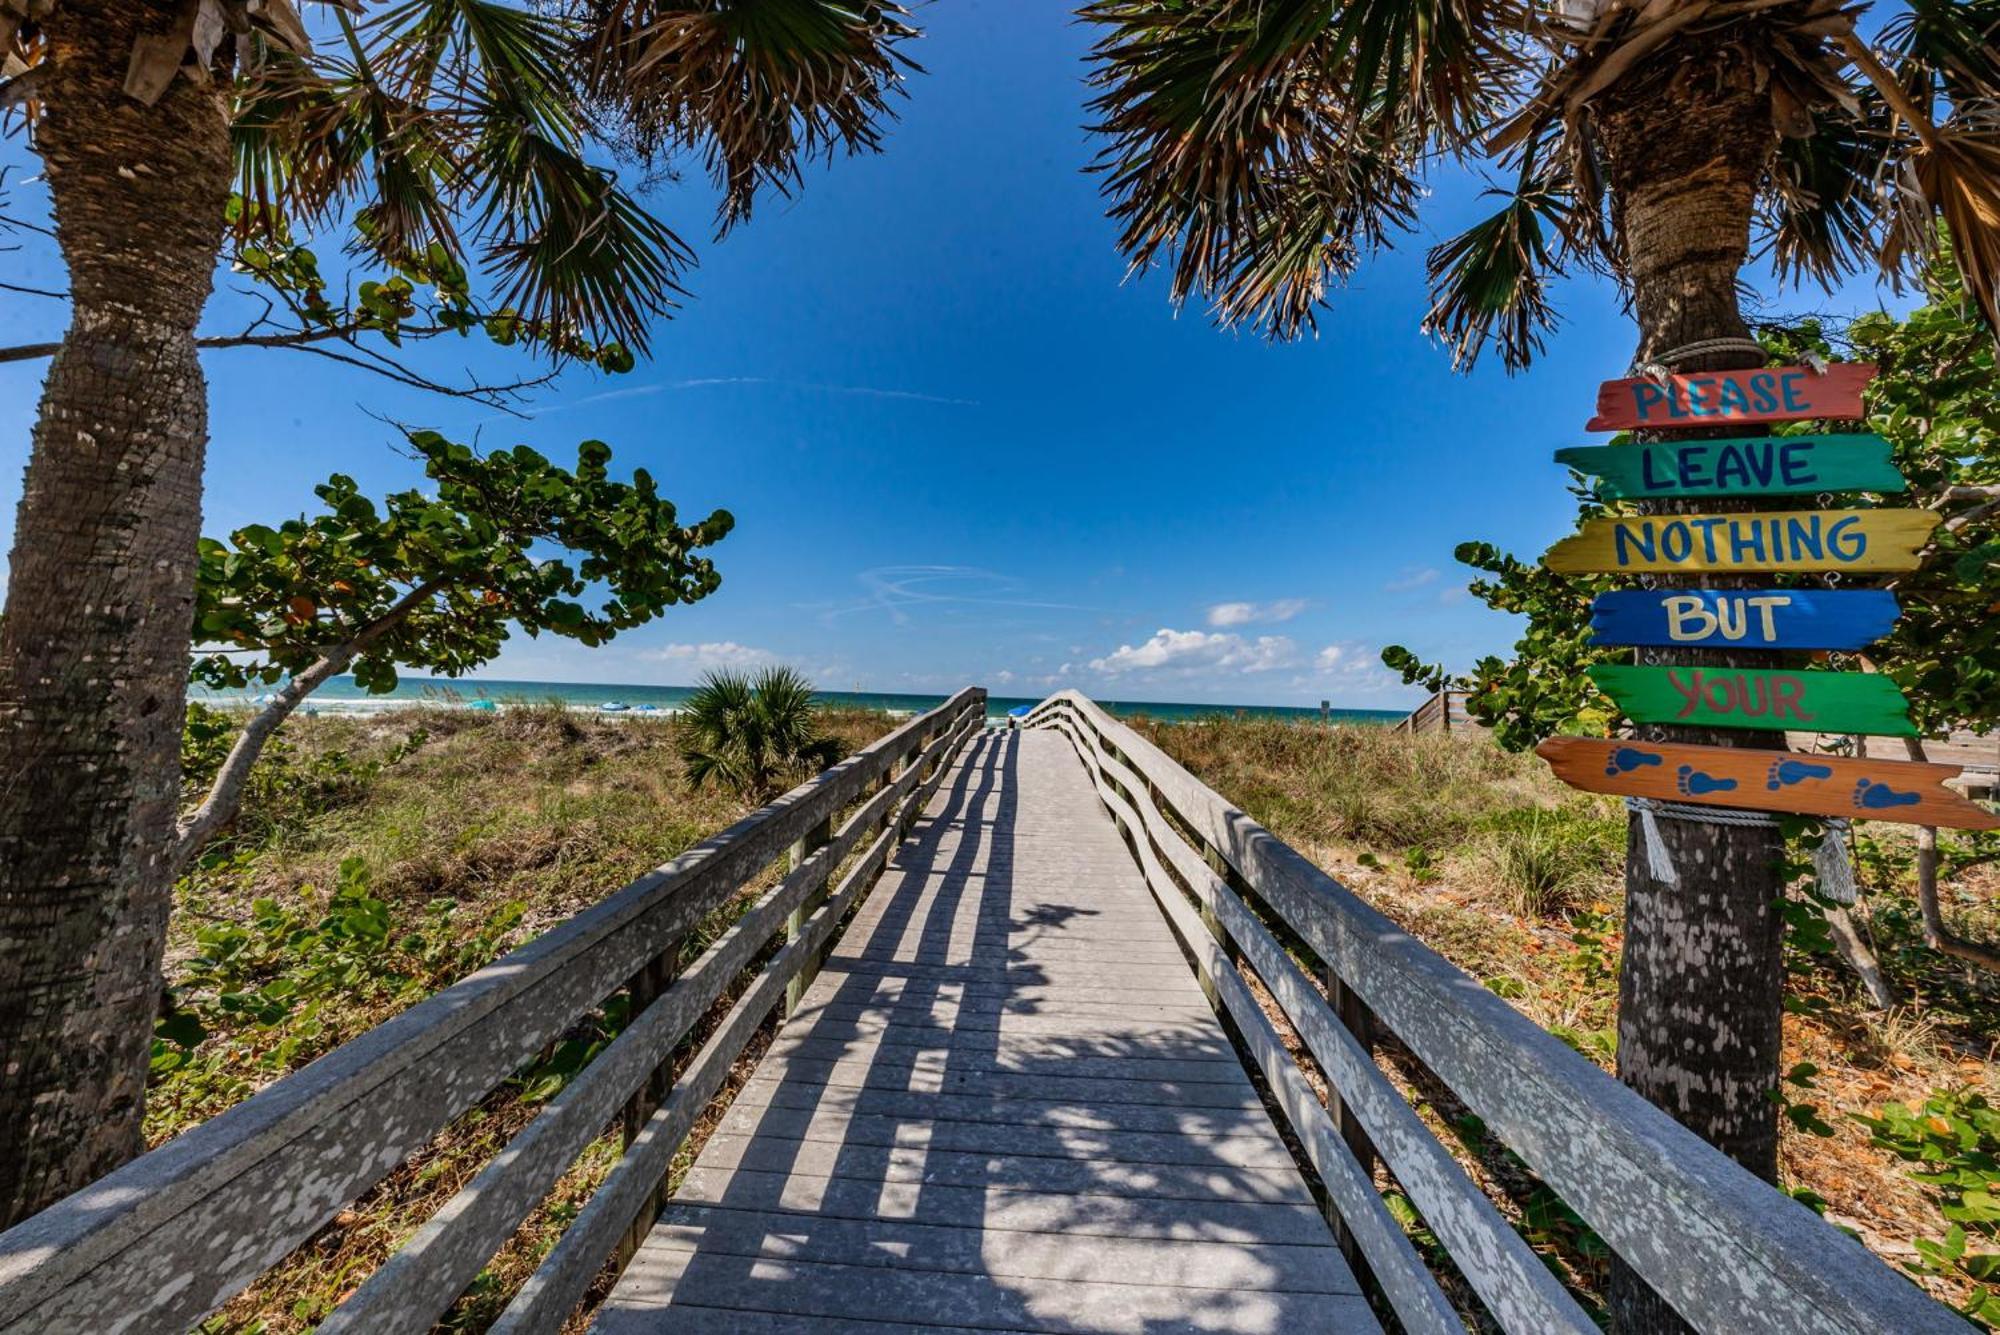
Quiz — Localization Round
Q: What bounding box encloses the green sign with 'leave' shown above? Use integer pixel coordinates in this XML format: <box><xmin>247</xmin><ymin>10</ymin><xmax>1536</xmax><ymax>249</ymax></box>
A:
<box><xmin>1555</xmin><ymin>434</ymin><xmax>1904</xmax><ymax>499</ymax></box>
<box><xmin>1587</xmin><ymin>664</ymin><xmax>1916</xmax><ymax>736</ymax></box>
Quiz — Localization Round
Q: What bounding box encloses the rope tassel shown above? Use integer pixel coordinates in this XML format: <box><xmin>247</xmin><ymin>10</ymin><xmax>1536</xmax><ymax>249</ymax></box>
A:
<box><xmin>1814</xmin><ymin>819</ymin><xmax>1859</xmax><ymax>905</ymax></box>
<box><xmin>1631</xmin><ymin>798</ymin><xmax>1678</xmax><ymax>885</ymax></box>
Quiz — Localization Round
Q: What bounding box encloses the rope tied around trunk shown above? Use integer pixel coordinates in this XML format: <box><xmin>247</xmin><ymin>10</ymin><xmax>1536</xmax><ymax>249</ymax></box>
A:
<box><xmin>1630</xmin><ymin>336</ymin><xmax>1827</xmax><ymax>382</ymax></box>
<box><xmin>1624</xmin><ymin>796</ymin><xmax>1857</xmax><ymax>903</ymax></box>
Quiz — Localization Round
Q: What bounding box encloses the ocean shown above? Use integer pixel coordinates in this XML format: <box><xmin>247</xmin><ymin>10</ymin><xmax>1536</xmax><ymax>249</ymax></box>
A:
<box><xmin>192</xmin><ymin>675</ymin><xmax>1406</xmax><ymax>727</ymax></box>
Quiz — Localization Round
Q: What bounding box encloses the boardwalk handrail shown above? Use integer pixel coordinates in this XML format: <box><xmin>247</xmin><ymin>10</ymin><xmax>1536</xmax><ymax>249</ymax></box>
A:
<box><xmin>0</xmin><ymin>687</ymin><xmax>986</xmax><ymax>1335</ymax></box>
<box><xmin>1026</xmin><ymin>690</ymin><xmax>1965</xmax><ymax>1335</ymax></box>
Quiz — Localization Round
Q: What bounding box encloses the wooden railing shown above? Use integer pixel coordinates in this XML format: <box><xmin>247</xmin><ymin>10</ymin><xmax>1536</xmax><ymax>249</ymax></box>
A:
<box><xmin>1396</xmin><ymin>687</ymin><xmax>1474</xmax><ymax>734</ymax></box>
<box><xmin>0</xmin><ymin>687</ymin><xmax>986</xmax><ymax>1335</ymax></box>
<box><xmin>1025</xmin><ymin>690</ymin><xmax>1965</xmax><ymax>1335</ymax></box>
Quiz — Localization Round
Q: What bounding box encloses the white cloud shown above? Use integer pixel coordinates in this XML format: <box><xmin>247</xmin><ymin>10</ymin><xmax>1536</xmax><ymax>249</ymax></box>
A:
<box><xmin>1314</xmin><ymin>644</ymin><xmax>1346</xmax><ymax>670</ymax></box>
<box><xmin>642</xmin><ymin>641</ymin><xmax>781</xmax><ymax>673</ymax></box>
<box><xmin>1383</xmin><ymin>567</ymin><xmax>1440</xmax><ymax>594</ymax></box>
<box><xmin>1090</xmin><ymin>628</ymin><xmax>1303</xmax><ymax>676</ymax></box>
<box><xmin>1206</xmin><ymin>598</ymin><xmax>1309</xmax><ymax>628</ymax></box>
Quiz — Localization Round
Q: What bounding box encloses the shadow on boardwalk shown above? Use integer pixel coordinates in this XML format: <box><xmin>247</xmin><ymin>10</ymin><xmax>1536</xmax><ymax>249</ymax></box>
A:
<box><xmin>595</xmin><ymin>730</ymin><xmax>1374</xmax><ymax>1334</ymax></box>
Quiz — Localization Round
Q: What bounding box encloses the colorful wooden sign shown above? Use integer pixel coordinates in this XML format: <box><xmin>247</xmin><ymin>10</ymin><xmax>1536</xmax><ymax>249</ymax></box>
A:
<box><xmin>1555</xmin><ymin>434</ymin><xmax>1903</xmax><ymax>499</ymax></box>
<box><xmin>1587</xmin><ymin>664</ymin><xmax>1915</xmax><ymax>736</ymax></box>
<box><xmin>1588</xmin><ymin>589</ymin><xmax>1902</xmax><ymax>650</ymax></box>
<box><xmin>1542</xmin><ymin>509</ymin><xmax>1938</xmax><ymax>575</ymax></box>
<box><xmin>1536</xmin><ymin>737</ymin><xmax>2000</xmax><ymax>830</ymax></box>
<box><xmin>1585</xmin><ymin>363</ymin><xmax>1875</xmax><ymax>432</ymax></box>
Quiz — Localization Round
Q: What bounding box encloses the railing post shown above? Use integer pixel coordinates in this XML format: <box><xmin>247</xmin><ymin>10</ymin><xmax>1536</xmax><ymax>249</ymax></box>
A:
<box><xmin>614</xmin><ymin>941</ymin><xmax>682</xmax><ymax>1266</ymax></box>
<box><xmin>784</xmin><ymin>814</ymin><xmax>838</xmax><ymax>1017</ymax></box>
<box><xmin>1198</xmin><ymin>841</ymin><xmax>1237</xmax><ymax>1010</ymax></box>
<box><xmin>1323</xmin><ymin>966</ymin><xmax>1381</xmax><ymax>1269</ymax></box>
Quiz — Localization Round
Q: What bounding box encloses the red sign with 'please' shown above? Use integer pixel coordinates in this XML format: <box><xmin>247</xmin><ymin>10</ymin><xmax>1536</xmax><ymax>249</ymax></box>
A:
<box><xmin>1586</xmin><ymin>363</ymin><xmax>1875</xmax><ymax>432</ymax></box>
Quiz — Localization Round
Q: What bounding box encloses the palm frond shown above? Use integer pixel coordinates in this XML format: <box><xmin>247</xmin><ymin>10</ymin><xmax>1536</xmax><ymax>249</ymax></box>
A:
<box><xmin>1761</xmin><ymin>105</ymin><xmax>1887</xmax><ymax>291</ymax></box>
<box><xmin>1424</xmin><ymin>165</ymin><xmax>1572</xmax><ymax>371</ymax></box>
<box><xmin>233</xmin><ymin>0</ymin><xmax>692</xmax><ymax>353</ymax></box>
<box><xmin>1875</xmin><ymin>0</ymin><xmax>2000</xmax><ymax>104</ymax></box>
<box><xmin>1082</xmin><ymin>0</ymin><xmax>1428</xmax><ymax>338</ymax></box>
<box><xmin>580</xmin><ymin>0</ymin><xmax>921</xmax><ymax>231</ymax></box>
<box><xmin>1902</xmin><ymin>118</ymin><xmax>2000</xmax><ymax>340</ymax></box>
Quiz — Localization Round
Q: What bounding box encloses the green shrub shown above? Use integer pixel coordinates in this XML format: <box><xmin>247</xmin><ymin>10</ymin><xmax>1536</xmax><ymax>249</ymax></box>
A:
<box><xmin>677</xmin><ymin>667</ymin><xmax>845</xmax><ymax>798</ymax></box>
<box><xmin>1855</xmin><ymin>1089</ymin><xmax>2000</xmax><ymax>1325</ymax></box>
<box><xmin>150</xmin><ymin>858</ymin><xmax>526</xmax><ymax>1136</ymax></box>
<box><xmin>1477</xmin><ymin>807</ymin><xmax>1622</xmax><ymax>918</ymax></box>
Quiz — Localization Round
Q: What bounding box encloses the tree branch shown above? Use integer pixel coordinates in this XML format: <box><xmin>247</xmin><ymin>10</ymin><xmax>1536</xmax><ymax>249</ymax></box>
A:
<box><xmin>168</xmin><ymin>578</ymin><xmax>447</xmax><ymax>879</ymax></box>
<box><xmin>1900</xmin><ymin>734</ymin><xmax>2000</xmax><ymax>972</ymax></box>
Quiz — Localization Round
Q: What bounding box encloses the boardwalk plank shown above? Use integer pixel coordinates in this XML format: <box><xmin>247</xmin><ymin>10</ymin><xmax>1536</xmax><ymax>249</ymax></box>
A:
<box><xmin>598</xmin><ymin>1250</ymin><xmax>1372</xmax><ymax>1335</ymax></box>
<box><xmin>597</xmin><ymin>730</ymin><xmax>1372</xmax><ymax>1332</ymax></box>
<box><xmin>673</xmin><ymin>1168</ymin><xmax>1336</xmax><ymax>1244</ymax></box>
<box><xmin>727</xmin><ymin>1076</ymin><xmax>1275</xmax><ymax>1135</ymax></box>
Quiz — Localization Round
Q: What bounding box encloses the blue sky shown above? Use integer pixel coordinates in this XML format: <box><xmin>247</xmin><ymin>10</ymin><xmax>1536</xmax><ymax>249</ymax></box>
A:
<box><xmin>0</xmin><ymin>1</ymin><xmax>1905</xmax><ymax>708</ymax></box>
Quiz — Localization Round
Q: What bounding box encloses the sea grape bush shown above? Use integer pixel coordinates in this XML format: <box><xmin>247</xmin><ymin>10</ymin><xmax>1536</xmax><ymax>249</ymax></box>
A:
<box><xmin>149</xmin><ymin>859</ymin><xmax>528</xmax><ymax>1137</ymax></box>
<box><xmin>1855</xmin><ymin>1089</ymin><xmax>2000</xmax><ymax>1325</ymax></box>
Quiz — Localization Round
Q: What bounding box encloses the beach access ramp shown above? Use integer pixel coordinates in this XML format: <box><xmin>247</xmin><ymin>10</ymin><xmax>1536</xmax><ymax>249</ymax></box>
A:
<box><xmin>0</xmin><ymin>690</ymin><xmax>1969</xmax><ymax>1334</ymax></box>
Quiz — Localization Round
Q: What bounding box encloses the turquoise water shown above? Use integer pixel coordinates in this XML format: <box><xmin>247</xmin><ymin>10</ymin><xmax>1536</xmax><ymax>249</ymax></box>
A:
<box><xmin>194</xmin><ymin>675</ymin><xmax>1404</xmax><ymax>727</ymax></box>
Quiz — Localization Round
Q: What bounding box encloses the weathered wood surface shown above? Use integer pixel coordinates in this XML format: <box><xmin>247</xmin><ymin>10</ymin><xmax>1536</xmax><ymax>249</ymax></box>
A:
<box><xmin>597</xmin><ymin>728</ymin><xmax>1376</xmax><ymax>1334</ymax></box>
<box><xmin>1588</xmin><ymin>664</ymin><xmax>1916</xmax><ymax>736</ymax></box>
<box><xmin>1556</xmin><ymin>434</ymin><xmax>1902</xmax><ymax>498</ymax></box>
<box><xmin>324</xmin><ymin>704</ymin><xmax>980</xmax><ymax>1333</ymax></box>
<box><xmin>1026</xmin><ymin>690</ymin><xmax>1968</xmax><ymax>1335</ymax></box>
<box><xmin>1538</xmin><ymin>736</ymin><xmax>2000</xmax><ymax>830</ymax></box>
<box><xmin>493</xmin><ymin>707</ymin><xmax>979</xmax><ymax>1335</ymax></box>
<box><xmin>1543</xmin><ymin>508</ymin><xmax>1939</xmax><ymax>574</ymax></box>
<box><xmin>1589</xmin><ymin>588</ymin><xmax>1902</xmax><ymax>650</ymax></box>
<box><xmin>1585</xmin><ymin>362</ymin><xmax>1874</xmax><ymax>431</ymax></box>
<box><xmin>0</xmin><ymin>688</ymin><xmax>983</xmax><ymax>1335</ymax></box>
<box><xmin>1044</xmin><ymin>711</ymin><xmax>1585</xmax><ymax>1335</ymax></box>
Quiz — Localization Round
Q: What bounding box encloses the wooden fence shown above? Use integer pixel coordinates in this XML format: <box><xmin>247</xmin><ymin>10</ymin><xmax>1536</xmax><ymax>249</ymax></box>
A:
<box><xmin>1025</xmin><ymin>689</ymin><xmax>1964</xmax><ymax>1334</ymax></box>
<box><xmin>1396</xmin><ymin>687</ymin><xmax>1476</xmax><ymax>734</ymax></box>
<box><xmin>0</xmin><ymin>688</ymin><xmax>985</xmax><ymax>1335</ymax></box>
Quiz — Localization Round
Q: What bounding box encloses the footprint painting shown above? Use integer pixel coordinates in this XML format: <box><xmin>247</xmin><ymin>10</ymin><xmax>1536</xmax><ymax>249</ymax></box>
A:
<box><xmin>1677</xmin><ymin>764</ymin><xmax>1739</xmax><ymax>796</ymax></box>
<box><xmin>1766</xmin><ymin>759</ymin><xmax>1834</xmax><ymax>791</ymax></box>
<box><xmin>1605</xmin><ymin>746</ymin><xmax>1664</xmax><ymax>777</ymax></box>
<box><xmin>1853</xmin><ymin>778</ymin><xmax>1922</xmax><ymax>811</ymax></box>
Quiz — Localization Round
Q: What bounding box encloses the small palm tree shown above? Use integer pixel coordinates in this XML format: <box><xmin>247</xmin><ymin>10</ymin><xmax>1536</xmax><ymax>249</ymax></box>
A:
<box><xmin>0</xmin><ymin>0</ymin><xmax>918</xmax><ymax>1225</ymax></box>
<box><xmin>678</xmin><ymin>667</ymin><xmax>847</xmax><ymax>799</ymax></box>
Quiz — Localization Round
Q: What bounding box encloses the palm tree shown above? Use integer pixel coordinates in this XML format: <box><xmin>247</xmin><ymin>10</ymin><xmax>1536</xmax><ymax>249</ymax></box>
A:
<box><xmin>1082</xmin><ymin>3</ymin><xmax>1997</xmax><ymax>1326</ymax></box>
<box><xmin>678</xmin><ymin>667</ymin><xmax>847</xmax><ymax>799</ymax></box>
<box><xmin>0</xmin><ymin>0</ymin><xmax>918</xmax><ymax>1227</ymax></box>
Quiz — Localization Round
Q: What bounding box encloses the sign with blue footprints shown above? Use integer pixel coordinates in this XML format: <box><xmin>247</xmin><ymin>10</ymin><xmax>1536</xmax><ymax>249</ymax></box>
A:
<box><xmin>1536</xmin><ymin>738</ymin><xmax>2000</xmax><ymax>830</ymax></box>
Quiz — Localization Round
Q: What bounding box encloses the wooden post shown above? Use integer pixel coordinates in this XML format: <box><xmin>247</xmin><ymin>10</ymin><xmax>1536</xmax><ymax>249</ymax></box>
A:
<box><xmin>784</xmin><ymin>814</ymin><xmax>837</xmax><ymax>1016</ymax></box>
<box><xmin>1323</xmin><ymin>967</ymin><xmax>1381</xmax><ymax>1270</ymax></box>
<box><xmin>1198</xmin><ymin>842</ymin><xmax>1238</xmax><ymax>1010</ymax></box>
<box><xmin>614</xmin><ymin>944</ymin><xmax>681</xmax><ymax>1267</ymax></box>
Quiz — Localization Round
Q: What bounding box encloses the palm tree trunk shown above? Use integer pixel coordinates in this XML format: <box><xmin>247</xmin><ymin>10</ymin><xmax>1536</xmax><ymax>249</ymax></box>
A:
<box><xmin>0</xmin><ymin>2</ymin><xmax>232</xmax><ymax>1226</ymax></box>
<box><xmin>1594</xmin><ymin>58</ymin><xmax>1782</xmax><ymax>1334</ymax></box>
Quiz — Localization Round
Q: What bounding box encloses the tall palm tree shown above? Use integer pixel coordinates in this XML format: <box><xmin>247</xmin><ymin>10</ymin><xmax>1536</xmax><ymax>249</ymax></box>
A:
<box><xmin>1083</xmin><ymin>3</ymin><xmax>1997</xmax><ymax>1326</ymax></box>
<box><xmin>0</xmin><ymin>0</ymin><xmax>918</xmax><ymax>1228</ymax></box>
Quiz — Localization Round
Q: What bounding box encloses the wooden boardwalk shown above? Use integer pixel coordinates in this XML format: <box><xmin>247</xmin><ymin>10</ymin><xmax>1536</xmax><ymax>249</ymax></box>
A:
<box><xmin>597</xmin><ymin>728</ymin><xmax>1375</xmax><ymax>1333</ymax></box>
